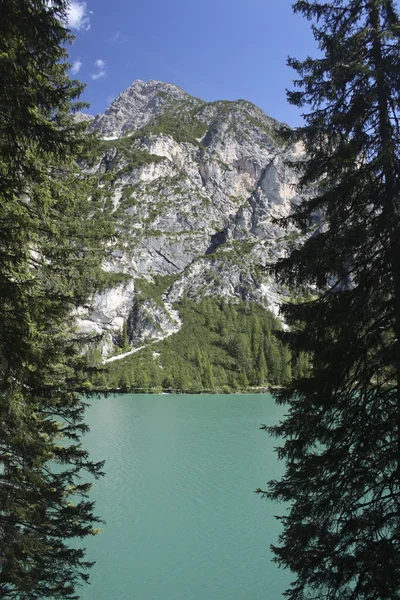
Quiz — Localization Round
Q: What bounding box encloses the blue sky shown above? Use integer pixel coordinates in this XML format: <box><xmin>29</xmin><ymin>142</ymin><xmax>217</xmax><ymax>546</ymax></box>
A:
<box><xmin>66</xmin><ymin>0</ymin><xmax>317</xmax><ymax>127</ymax></box>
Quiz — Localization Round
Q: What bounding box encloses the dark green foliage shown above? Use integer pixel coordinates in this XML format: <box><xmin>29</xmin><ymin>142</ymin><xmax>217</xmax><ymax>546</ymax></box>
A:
<box><xmin>156</xmin><ymin>90</ymin><xmax>169</xmax><ymax>100</ymax></box>
<box><xmin>134</xmin><ymin>274</ymin><xmax>180</xmax><ymax>307</ymax></box>
<box><xmin>204</xmin><ymin>239</ymin><xmax>256</xmax><ymax>263</ymax></box>
<box><xmin>99</xmin><ymin>271</ymin><xmax>131</xmax><ymax>289</ymax></box>
<box><xmin>258</xmin><ymin>2</ymin><xmax>400</xmax><ymax>599</ymax></box>
<box><xmin>119</xmin><ymin>150</ymin><xmax>163</xmax><ymax>173</ymax></box>
<box><xmin>0</xmin><ymin>1</ymin><xmax>114</xmax><ymax>598</ymax></box>
<box><xmin>99</xmin><ymin>298</ymin><xmax>306</xmax><ymax>393</ymax></box>
<box><xmin>120</xmin><ymin>320</ymin><xmax>130</xmax><ymax>351</ymax></box>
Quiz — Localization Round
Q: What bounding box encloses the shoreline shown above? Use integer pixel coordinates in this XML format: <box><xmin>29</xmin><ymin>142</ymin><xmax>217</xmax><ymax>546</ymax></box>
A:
<box><xmin>89</xmin><ymin>385</ymin><xmax>279</xmax><ymax>396</ymax></box>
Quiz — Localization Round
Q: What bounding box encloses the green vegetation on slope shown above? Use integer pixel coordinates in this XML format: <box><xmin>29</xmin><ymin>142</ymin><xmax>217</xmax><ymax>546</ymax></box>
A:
<box><xmin>92</xmin><ymin>298</ymin><xmax>310</xmax><ymax>393</ymax></box>
<box><xmin>134</xmin><ymin>273</ymin><xmax>180</xmax><ymax>307</ymax></box>
<box><xmin>140</xmin><ymin>111</ymin><xmax>208</xmax><ymax>146</ymax></box>
<box><xmin>101</xmin><ymin>136</ymin><xmax>164</xmax><ymax>176</ymax></box>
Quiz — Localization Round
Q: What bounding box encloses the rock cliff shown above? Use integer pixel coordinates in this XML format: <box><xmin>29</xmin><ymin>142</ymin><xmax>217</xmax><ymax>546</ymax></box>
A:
<box><xmin>82</xmin><ymin>80</ymin><xmax>301</xmax><ymax>355</ymax></box>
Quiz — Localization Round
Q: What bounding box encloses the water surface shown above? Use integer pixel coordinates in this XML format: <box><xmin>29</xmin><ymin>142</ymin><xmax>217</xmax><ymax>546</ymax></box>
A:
<box><xmin>81</xmin><ymin>394</ymin><xmax>291</xmax><ymax>600</ymax></box>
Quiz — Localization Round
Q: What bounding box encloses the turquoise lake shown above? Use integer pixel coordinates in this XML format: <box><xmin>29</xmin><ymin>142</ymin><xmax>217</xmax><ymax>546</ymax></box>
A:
<box><xmin>80</xmin><ymin>394</ymin><xmax>292</xmax><ymax>600</ymax></box>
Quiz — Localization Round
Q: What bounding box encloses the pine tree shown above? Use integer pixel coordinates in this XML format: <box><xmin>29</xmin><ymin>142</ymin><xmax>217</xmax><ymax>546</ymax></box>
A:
<box><xmin>256</xmin><ymin>345</ymin><xmax>268</xmax><ymax>385</ymax></box>
<box><xmin>258</xmin><ymin>1</ymin><xmax>400</xmax><ymax>598</ymax></box>
<box><xmin>232</xmin><ymin>333</ymin><xmax>253</xmax><ymax>377</ymax></box>
<box><xmin>0</xmin><ymin>1</ymin><xmax>114</xmax><ymax>598</ymax></box>
<box><xmin>279</xmin><ymin>344</ymin><xmax>292</xmax><ymax>384</ymax></box>
<box><xmin>265</xmin><ymin>338</ymin><xmax>282</xmax><ymax>386</ymax></box>
<box><xmin>120</xmin><ymin>320</ymin><xmax>130</xmax><ymax>351</ymax></box>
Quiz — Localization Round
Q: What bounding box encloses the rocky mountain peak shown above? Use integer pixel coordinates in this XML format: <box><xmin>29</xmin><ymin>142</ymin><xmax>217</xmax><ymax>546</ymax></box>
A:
<box><xmin>91</xmin><ymin>79</ymin><xmax>203</xmax><ymax>139</ymax></box>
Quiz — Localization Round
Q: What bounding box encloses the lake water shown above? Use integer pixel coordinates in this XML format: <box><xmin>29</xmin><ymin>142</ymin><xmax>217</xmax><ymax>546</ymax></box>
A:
<box><xmin>80</xmin><ymin>394</ymin><xmax>291</xmax><ymax>600</ymax></box>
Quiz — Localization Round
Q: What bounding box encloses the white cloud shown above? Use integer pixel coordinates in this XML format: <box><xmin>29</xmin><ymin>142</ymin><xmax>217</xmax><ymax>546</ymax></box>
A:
<box><xmin>67</xmin><ymin>1</ymin><xmax>91</xmax><ymax>31</ymax></box>
<box><xmin>91</xmin><ymin>71</ymin><xmax>106</xmax><ymax>80</ymax></box>
<box><xmin>90</xmin><ymin>59</ymin><xmax>106</xmax><ymax>80</ymax></box>
<box><xmin>109</xmin><ymin>31</ymin><xmax>128</xmax><ymax>45</ymax></box>
<box><xmin>70</xmin><ymin>59</ymin><xmax>82</xmax><ymax>75</ymax></box>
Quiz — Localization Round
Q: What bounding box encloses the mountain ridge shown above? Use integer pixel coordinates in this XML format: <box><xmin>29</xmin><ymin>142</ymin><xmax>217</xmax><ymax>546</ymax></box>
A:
<box><xmin>79</xmin><ymin>80</ymin><xmax>302</xmax><ymax>359</ymax></box>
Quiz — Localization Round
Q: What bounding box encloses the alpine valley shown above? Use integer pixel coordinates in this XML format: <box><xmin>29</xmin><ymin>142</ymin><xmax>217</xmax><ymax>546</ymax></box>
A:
<box><xmin>80</xmin><ymin>80</ymin><xmax>309</xmax><ymax>392</ymax></box>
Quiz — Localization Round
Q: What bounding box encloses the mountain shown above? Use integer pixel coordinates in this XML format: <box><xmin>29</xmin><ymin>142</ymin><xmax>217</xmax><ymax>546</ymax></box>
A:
<box><xmin>79</xmin><ymin>80</ymin><xmax>302</xmax><ymax>363</ymax></box>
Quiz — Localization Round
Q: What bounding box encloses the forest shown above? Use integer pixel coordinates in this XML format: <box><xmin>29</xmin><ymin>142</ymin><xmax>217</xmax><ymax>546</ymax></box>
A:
<box><xmin>90</xmin><ymin>298</ymin><xmax>310</xmax><ymax>393</ymax></box>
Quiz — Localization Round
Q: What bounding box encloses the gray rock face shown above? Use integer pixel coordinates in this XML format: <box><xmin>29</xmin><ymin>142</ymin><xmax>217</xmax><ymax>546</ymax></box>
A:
<box><xmin>73</xmin><ymin>112</ymin><xmax>94</xmax><ymax>124</ymax></box>
<box><xmin>82</xmin><ymin>80</ymin><xmax>301</xmax><ymax>354</ymax></box>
